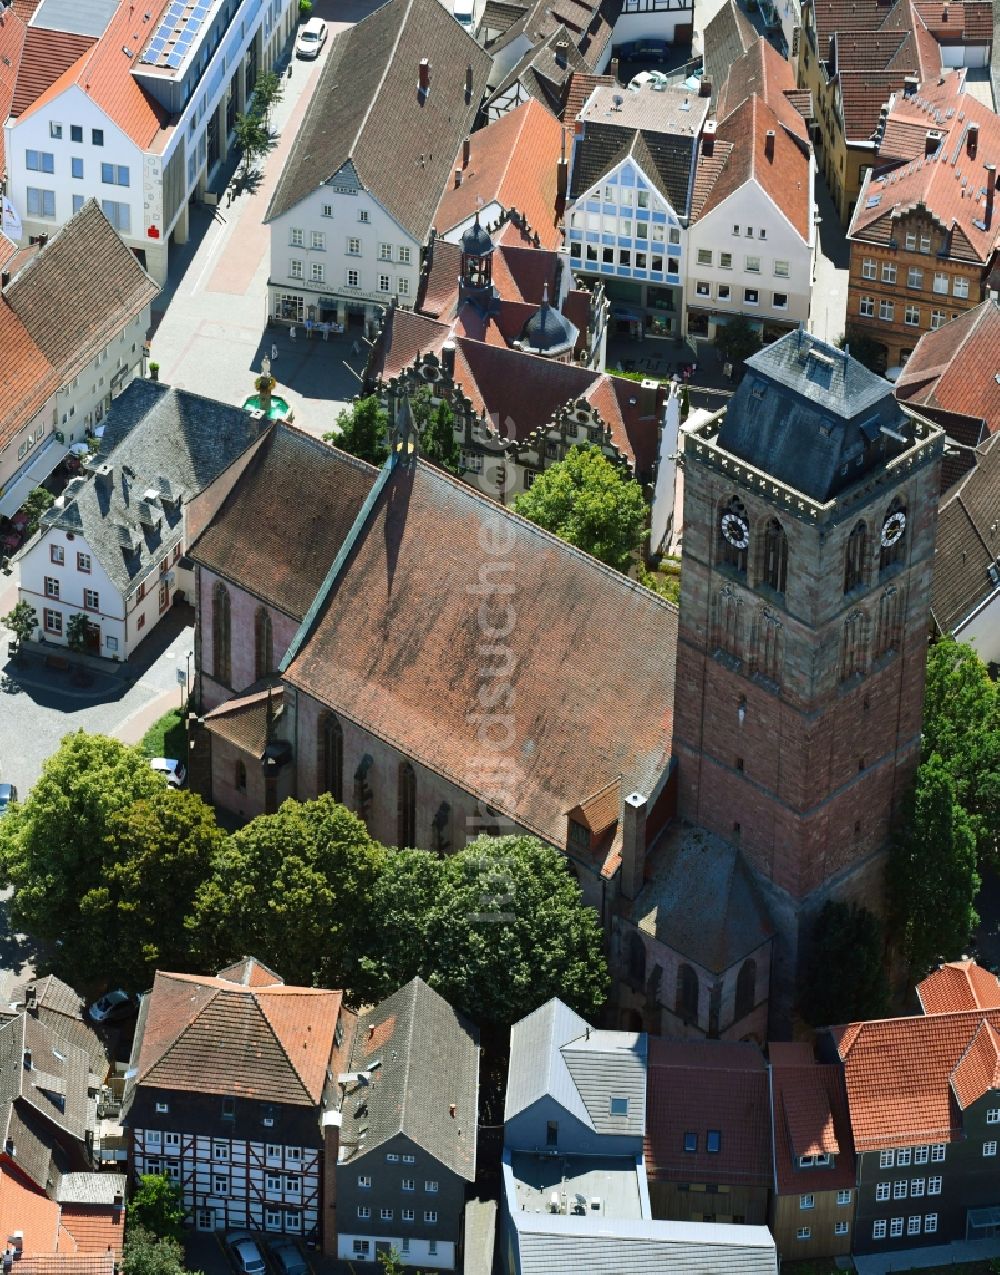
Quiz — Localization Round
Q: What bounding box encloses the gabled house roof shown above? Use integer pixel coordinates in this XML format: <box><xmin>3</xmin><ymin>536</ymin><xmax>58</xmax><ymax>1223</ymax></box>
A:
<box><xmin>434</xmin><ymin>100</ymin><xmax>565</xmax><ymax>249</ymax></box>
<box><xmin>692</xmin><ymin>94</ymin><xmax>812</xmax><ymax>241</ymax></box>
<box><xmin>126</xmin><ymin>965</ymin><xmax>345</xmax><ymax>1108</ymax></box>
<box><xmin>645</xmin><ymin>1040</ymin><xmax>772</xmax><ymax>1187</ymax></box>
<box><xmin>917</xmin><ymin>958</ymin><xmax>1000</xmax><ymax>1015</ymax></box>
<box><xmin>341</xmin><ymin>978</ymin><xmax>479</xmax><ymax>1180</ymax></box>
<box><xmin>38</xmin><ymin>382</ymin><xmax>270</xmax><ymax>597</ymax></box>
<box><xmin>769</xmin><ymin>1048</ymin><xmax>856</xmax><ymax>1194</ymax></box>
<box><xmin>281</xmin><ymin>456</ymin><xmax>677</xmax><ymax>851</ymax></box>
<box><xmin>562</xmin><ymin>68</ymin><xmax>615</xmax><ymax>121</ymax></box>
<box><xmin>0</xmin><ymin>6</ymin><xmax>28</xmax><ymax>176</ymax></box>
<box><xmin>485</xmin><ymin>24</ymin><xmax>589</xmax><ymax>119</ymax></box>
<box><xmin>832</xmin><ymin>1007</ymin><xmax>1000</xmax><ymax>1149</ymax></box>
<box><xmin>895</xmin><ymin>299</ymin><xmax>1000</xmax><ymax>429</ymax></box>
<box><xmin>9</xmin><ymin>978</ymin><xmax>108</xmax><ymax>1082</ymax></box>
<box><xmin>0</xmin><ymin>200</ymin><xmax>157</xmax><ymax>454</ymax></box>
<box><xmin>265</xmin><ymin>0</ymin><xmax>490</xmax><ymax>240</ymax></box>
<box><xmin>189</xmin><ymin>425</ymin><xmax>378</xmax><ymax>621</ymax></box>
<box><xmin>930</xmin><ymin>432</ymin><xmax>1000</xmax><ymax>636</ymax></box>
<box><xmin>713</xmin><ymin>36</ymin><xmax>811</xmax><ymax>145</ymax></box>
<box><xmin>703</xmin><ymin>0</ymin><xmax>758</xmax><ymax>106</ymax></box>
<box><xmin>506</xmin><ymin>999</ymin><xmax>647</xmax><ymax>1137</ymax></box>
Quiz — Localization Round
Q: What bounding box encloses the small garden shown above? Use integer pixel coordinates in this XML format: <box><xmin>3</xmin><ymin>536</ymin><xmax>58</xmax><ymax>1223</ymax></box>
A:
<box><xmin>140</xmin><ymin>709</ymin><xmax>186</xmax><ymax>761</ymax></box>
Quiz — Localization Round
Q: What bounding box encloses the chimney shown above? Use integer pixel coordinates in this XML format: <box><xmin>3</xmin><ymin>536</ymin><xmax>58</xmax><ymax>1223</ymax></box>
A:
<box><xmin>0</xmin><ymin>271</ymin><xmax>8</xmax><ymax>289</ymax></box>
<box><xmin>986</xmin><ymin>162</ymin><xmax>996</xmax><ymax>227</ymax></box>
<box><xmin>555</xmin><ymin>39</ymin><xmax>568</xmax><ymax>68</ymax></box>
<box><xmin>925</xmin><ymin>129</ymin><xmax>940</xmax><ymax>157</ymax></box>
<box><xmin>418</xmin><ymin>58</ymin><xmax>431</xmax><ymax>92</ymax></box>
<box><xmin>442</xmin><ymin>340</ymin><xmax>456</xmax><ymax>376</ymax></box>
<box><xmin>94</xmin><ymin>461</ymin><xmax>114</xmax><ymax>496</ymax></box>
<box><xmin>465</xmin><ymin>64</ymin><xmax>473</xmax><ymax>98</ymax></box>
<box><xmin>609</xmin><ymin>56</ymin><xmax>619</xmax><ymax>82</ymax></box>
<box><xmin>462</xmin><ymin>135</ymin><xmax>471</xmax><ymax>168</ymax></box>
<box><xmin>36</xmin><ymin>233</ymin><xmax>47</xmax><ymax>248</ymax></box>
<box><xmin>942</xmin><ymin>1</ymin><xmax>948</xmax><ymax>16</ymax></box>
<box><xmin>454</xmin><ymin>168</ymin><xmax>463</xmax><ymax>188</ymax></box>
<box><xmin>699</xmin><ymin>76</ymin><xmax>712</xmax><ymax>97</ymax></box>
<box><xmin>967</xmin><ymin>123</ymin><xmax>979</xmax><ymax>157</ymax></box>
<box><xmin>449</xmin><ymin>1103</ymin><xmax>456</xmax><ymax>1118</ymax></box>
<box><xmin>21</xmin><ymin>1050</ymin><xmax>30</xmax><ymax>1071</ymax></box>
<box><xmin>703</xmin><ymin>119</ymin><xmax>717</xmax><ymax>156</ymax></box>
<box><xmin>620</xmin><ymin>791</ymin><xmax>648</xmax><ymax>901</ymax></box>
<box><xmin>765</xmin><ymin>129</ymin><xmax>775</xmax><ymax>160</ymax></box>
<box><xmin>3</xmin><ymin>1140</ymin><xmax>13</xmax><ymax>1158</ymax></box>
<box><xmin>903</xmin><ymin>75</ymin><xmax>918</xmax><ymax>96</ymax></box>
<box><xmin>368</xmin><ymin>1024</ymin><xmax>375</xmax><ymax>1040</ymax></box>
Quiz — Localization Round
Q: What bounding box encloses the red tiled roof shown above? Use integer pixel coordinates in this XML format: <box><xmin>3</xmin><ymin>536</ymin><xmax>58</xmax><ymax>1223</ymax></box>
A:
<box><xmin>204</xmin><ymin>687</ymin><xmax>282</xmax><ymax>758</ymax></box>
<box><xmin>916</xmin><ymin>957</ymin><xmax>1000</xmax><ymax>1014</ymax></box>
<box><xmin>832</xmin><ymin>1008</ymin><xmax>1000</xmax><ymax>1150</ymax></box>
<box><xmin>715</xmin><ymin>37</ymin><xmax>810</xmax><ymax>144</ymax></box>
<box><xmin>562</xmin><ymin>69</ymin><xmax>615</xmax><ymax>120</ymax></box>
<box><xmin>851</xmin><ymin>78</ymin><xmax>1000</xmax><ymax>261</ymax></box>
<box><xmin>644</xmin><ymin>1040</ymin><xmax>772</xmax><ymax>1187</ymax></box>
<box><xmin>895</xmin><ymin>301</ymin><xmax>1000</xmax><ymax>429</ymax></box>
<box><xmin>283</xmin><ymin>459</ymin><xmax>677</xmax><ymax>852</ymax></box>
<box><xmin>771</xmin><ymin>1058</ymin><xmax>857</xmax><ymax>1195</ymax></box>
<box><xmin>807</xmin><ymin>0</ymin><xmax>898</xmax><ymax>52</ymax></box>
<box><xmin>0</xmin><ymin>8</ymin><xmax>27</xmax><ymax>176</ymax></box>
<box><xmin>951</xmin><ymin>1020</ymin><xmax>1000</xmax><ymax>1108</ymax></box>
<box><xmin>913</xmin><ymin>0</ymin><xmax>993</xmax><ymax>41</ymax></box>
<box><xmin>0</xmin><ymin>1165</ymin><xmax>59</xmax><ymax>1257</ymax></box>
<box><xmin>694</xmin><ymin>94</ymin><xmax>812</xmax><ymax>240</ymax></box>
<box><xmin>59</xmin><ymin>1207</ymin><xmax>123</xmax><ymax>1260</ymax></box>
<box><xmin>9</xmin><ymin>27</ymin><xmax>94</xmax><ymax>117</ymax></box>
<box><xmin>434</xmin><ymin>100</ymin><xmax>564</xmax><ymax>250</ymax></box>
<box><xmin>931</xmin><ymin>431</ymin><xmax>1000</xmax><ymax>632</ymax></box>
<box><xmin>134</xmin><ymin>969</ymin><xmax>345</xmax><ymax>1106</ymax></box>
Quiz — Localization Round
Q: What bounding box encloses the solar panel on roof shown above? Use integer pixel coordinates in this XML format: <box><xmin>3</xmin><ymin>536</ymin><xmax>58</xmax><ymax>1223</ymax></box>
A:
<box><xmin>166</xmin><ymin>49</ymin><xmax>183</xmax><ymax>66</ymax></box>
<box><xmin>140</xmin><ymin>48</ymin><xmax>158</xmax><ymax>62</ymax></box>
<box><xmin>148</xmin><ymin>36</ymin><xmax>165</xmax><ymax>53</ymax></box>
<box><xmin>186</xmin><ymin>19</ymin><xmax>201</xmax><ymax>34</ymax></box>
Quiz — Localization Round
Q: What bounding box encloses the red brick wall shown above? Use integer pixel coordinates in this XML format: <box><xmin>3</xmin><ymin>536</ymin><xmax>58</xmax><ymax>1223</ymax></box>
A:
<box><xmin>197</xmin><ymin>564</ymin><xmax>300</xmax><ymax>709</ymax></box>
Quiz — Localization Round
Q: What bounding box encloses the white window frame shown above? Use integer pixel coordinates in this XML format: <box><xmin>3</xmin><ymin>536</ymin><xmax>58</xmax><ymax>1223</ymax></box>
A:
<box><xmin>890</xmin><ymin>1218</ymin><xmax>903</xmax><ymax>1237</ymax></box>
<box><xmin>873</xmin><ymin>1219</ymin><xmax>887</xmax><ymax>1239</ymax></box>
<box><xmin>800</xmin><ymin>1194</ymin><xmax>815</xmax><ymax>1210</ymax></box>
<box><xmin>924</xmin><ymin>1213</ymin><xmax>937</xmax><ymax>1233</ymax></box>
<box><xmin>862</xmin><ymin>258</ymin><xmax>876</xmax><ymax>279</ymax></box>
<box><xmin>875</xmin><ymin>1183</ymin><xmax>890</xmax><ymax>1201</ymax></box>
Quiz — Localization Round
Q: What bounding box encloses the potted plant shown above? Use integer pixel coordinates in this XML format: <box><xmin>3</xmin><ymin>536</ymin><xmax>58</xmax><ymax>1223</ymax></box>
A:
<box><xmin>298</xmin><ymin>0</ymin><xmax>312</xmax><ymax>19</ymax></box>
<box><xmin>149</xmin><ymin>362</ymin><xmax>160</xmax><ymax>382</ymax></box>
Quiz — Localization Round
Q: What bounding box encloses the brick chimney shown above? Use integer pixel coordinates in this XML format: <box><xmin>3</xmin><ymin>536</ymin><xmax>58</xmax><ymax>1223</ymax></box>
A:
<box><xmin>967</xmin><ymin>122</ymin><xmax>979</xmax><ymax>157</ymax></box>
<box><xmin>555</xmin><ymin>39</ymin><xmax>568</xmax><ymax>68</ymax></box>
<box><xmin>454</xmin><ymin>168</ymin><xmax>462</xmax><ymax>188</ymax></box>
<box><xmin>620</xmin><ymin>791</ymin><xmax>648</xmax><ymax>901</ymax></box>
<box><xmin>903</xmin><ymin>74</ymin><xmax>918</xmax><ymax>95</ymax></box>
<box><xmin>419</xmin><ymin>58</ymin><xmax>431</xmax><ymax>92</ymax></box>
<box><xmin>925</xmin><ymin>129</ymin><xmax>940</xmax><ymax>156</ymax></box>
<box><xmin>462</xmin><ymin>135</ymin><xmax>471</xmax><ymax>168</ymax></box>
<box><xmin>986</xmin><ymin>162</ymin><xmax>996</xmax><ymax>227</ymax></box>
<box><xmin>703</xmin><ymin>119</ymin><xmax>717</xmax><ymax>156</ymax></box>
<box><xmin>764</xmin><ymin>129</ymin><xmax>775</xmax><ymax>160</ymax></box>
<box><xmin>321</xmin><ymin>1113</ymin><xmax>340</xmax><ymax>1257</ymax></box>
<box><xmin>442</xmin><ymin>340</ymin><xmax>456</xmax><ymax>376</ymax></box>
<box><xmin>699</xmin><ymin>76</ymin><xmax>712</xmax><ymax>97</ymax></box>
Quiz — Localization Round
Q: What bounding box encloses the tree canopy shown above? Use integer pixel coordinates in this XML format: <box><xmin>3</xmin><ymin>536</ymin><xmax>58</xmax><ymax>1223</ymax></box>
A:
<box><xmin>358</xmin><ymin>836</ymin><xmax>609</xmax><ymax>1026</ymax></box>
<box><xmin>128</xmin><ymin>1176</ymin><xmax>186</xmax><ymax>1242</ymax></box>
<box><xmin>325</xmin><ymin>395</ymin><xmax>389</xmax><ymax>466</ymax></box>
<box><xmin>513</xmin><ymin>445</ymin><xmax>647</xmax><ymax>572</ymax></box>
<box><xmin>715</xmin><ymin>315</ymin><xmax>762</xmax><ymax>368</ymax></box>
<box><xmin>890</xmin><ymin>755</ymin><xmax>980</xmax><ymax>976</ymax></box>
<box><xmin>412</xmin><ymin>389</ymin><xmax>461</xmax><ymax>476</ymax></box>
<box><xmin>800</xmin><ymin>901</ymin><xmax>889</xmax><ymax>1026</ymax></box>
<box><xmin>193</xmin><ymin>794</ymin><xmax>384</xmax><ymax>989</ymax></box>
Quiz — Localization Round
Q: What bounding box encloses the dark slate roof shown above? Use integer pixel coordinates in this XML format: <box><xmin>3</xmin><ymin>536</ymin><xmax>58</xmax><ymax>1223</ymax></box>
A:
<box><xmin>37</xmin><ymin>382</ymin><xmax>270</xmax><ymax>595</ymax></box>
<box><xmin>570</xmin><ymin>85</ymin><xmax>707</xmax><ymax>214</ymax></box>
<box><xmin>522</xmin><ymin>294</ymin><xmax>577</xmax><ymax>350</ymax></box>
<box><xmin>718</xmin><ymin>330</ymin><xmax>914</xmax><ymax>502</ymax></box>
<box><xmin>341</xmin><ymin>978</ymin><xmax>479</xmax><ymax>1180</ymax></box>
<box><xmin>189</xmin><ymin>425</ymin><xmax>378</xmax><ymax>620</ymax></box>
<box><xmin>703</xmin><ymin>0</ymin><xmax>758</xmax><ymax>105</ymax></box>
<box><xmin>10</xmin><ymin>977</ymin><xmax>109</xmax><ymax>1081</ymax></box>
<box><xmin>265</xmin><ymin>0</ymin><xmax>491</xmax><ymax>241</ymax></box>
<box><xmin>485</xmin><ymin>24</ymin><xmax>588</xmax><ymax>116</ymax></box>
<box><xmin>931</xmin><ymin>432</ymin><xmax>1000</xmax><ymax>636</ymax></box>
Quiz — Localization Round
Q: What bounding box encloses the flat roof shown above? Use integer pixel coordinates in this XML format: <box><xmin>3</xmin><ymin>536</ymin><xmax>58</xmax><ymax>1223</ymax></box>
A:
<box><xmin>32</xmin><ymin>0</ymin><xmax>120</xmax><ymax>37</ymax></box>
<box><xmin>138</xmin><ymin>0</ymin><xmax>216</xmax><ymax>73</ymax></box>
<box><xmin>510</xmin><ymin>1152</ymin><xmax>643</xmax><ymax>1222</ymax></box>
<box><xmin>580</xmin><ymin>82</ymin><xmax>709</xmax><ymax>137</ymax></box>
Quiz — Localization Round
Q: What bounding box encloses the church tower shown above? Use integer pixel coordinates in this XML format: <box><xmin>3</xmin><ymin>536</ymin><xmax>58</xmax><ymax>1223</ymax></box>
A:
<box><xmin>673</xmin><ymin>331</ymin><xmax>944</xmax><ymax>951</ymax></box>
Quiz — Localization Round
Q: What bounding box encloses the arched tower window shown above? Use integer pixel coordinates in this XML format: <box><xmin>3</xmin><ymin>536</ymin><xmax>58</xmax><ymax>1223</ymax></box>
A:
<box><xmin>879</xmin><ymin>497</ymin><xmax>907</xmax><ymax>576</ymax></box>
<box><xmin>254</xmin><ymin>606</ymin><xmax>274</xmax><ymax>681</ymax></box>
<box><xmin>714</xmin><ymin>585</ymin><xmax>744</xmax><ymax>662</ymax></box>
<box><xmin>212</xmin><ymin>582</ymin><xmax>231</xmax><ymax>685</ymax></box>
<box><xmin>398</xmin><ymin>761</ymin><xmax>417</xmax><ymax>847</ymax></box>
<box><xmin>235</xmin><ymin>760</ymin><xmax>247</xmax><ymax>793</ymax></box>
<box><xmin>676</xmin><ymin>963</ymin><xmax>699</xmax><ymax>1024</ymax></box>
<box><xmin>758</xmin><ymin>518</ymin><xmax>788</xmax><ymax>596</ymax></box>
<box><xmin>843</xmin><ymin>521</ymin><xmax>868</xmax><ymax>594</ymax></box>
<box><xmin>751</xmin><ymin>607</ymin><xmax>783</xmax><ymax>685</ymax></box>
<box><xmin>735</xmin><ymin>958</ymin><xmax>757</xmax><ymax>1021</ymax></box>
<box><xmin>627</xmin><ymin>931</ymin><xmax>647</xmax><ymax>988</ymax></box>
<box><xmin>718</xmin><ymin>495</ymin><xmax>750</xmax><ymax>577</ymax></box>
<box><xmin>841</xmin><ymin>608</ymin><xmax>869</xmax><ymax>681</ymax></box>
<box><xmin>875</xmin><ymin>586</ymin><xmax>903</xmax><ymax>659</ymax></box>
<box><xmin>319</xmin><ymin>713</ymin><xmax>344</xmax><ymax>803</ymax></box>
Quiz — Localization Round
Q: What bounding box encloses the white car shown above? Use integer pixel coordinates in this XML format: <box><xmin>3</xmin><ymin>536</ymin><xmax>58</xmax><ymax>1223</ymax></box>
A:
<box><xmin>227</xmin><ymin>1234</ymin><xmax>266</xmax><ymax>1275</ymax></box>
<box><xmin>295</xmin><ymin>17</ymin><xmax>327</xmax><ymax>58</ymax></box>
<box><xmin>149</xmin><ymin>757</ymin><xmax>187</xmax><ymax>788</ymax></box>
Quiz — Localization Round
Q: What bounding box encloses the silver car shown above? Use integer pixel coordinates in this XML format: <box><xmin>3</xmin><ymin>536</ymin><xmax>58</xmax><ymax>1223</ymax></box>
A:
<box><xmin>226</xmin><ymin>1234</ymin><xmax>266</xmax><ymax>1275</ymax></box>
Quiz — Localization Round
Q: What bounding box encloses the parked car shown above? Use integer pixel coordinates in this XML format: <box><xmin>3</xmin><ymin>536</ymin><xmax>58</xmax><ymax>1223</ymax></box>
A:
<box><xmin>615</xmin><ymin>37</ymin><xmax>670</xmax><ymax>61</ymax></box>
<box><xmin>226</xmin><ymin>1234</ymin><xmax>267</xmax><ymax>1275</ymax></box>
<box><xmin>267</xmin><ymin>1239</ymin><xmax>308</xmax><ymax>1275</ymax></box>
<box><xmin>0</xmin><ymin>783</ymin><xmax>18</xmax><ymax>816</ymax></box>
<box><xmin>295</xmin><ymin>17</ymin><xmax>327</xmax><ymax>58</ymax></box>
<box><xmin>88</xmin><ymin>990</ymin><xmax>136</xmax><ymax>1024</ymax></box>
<box><xmin>149</xmin><ymin>757</ymin><xmax>186</xmax><ymax>788</ymax></box>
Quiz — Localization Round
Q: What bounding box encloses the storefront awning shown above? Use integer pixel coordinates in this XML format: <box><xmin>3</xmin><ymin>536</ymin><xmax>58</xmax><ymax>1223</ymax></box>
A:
<box><xmin>612</xmin><ymin>306</ymin><xmax>642</xmax><ymax>321</ymax></box>
<box><xmin>0</xmin><ymin>436</ymin><xmax>65</xmax><ymax>519</ymax></box>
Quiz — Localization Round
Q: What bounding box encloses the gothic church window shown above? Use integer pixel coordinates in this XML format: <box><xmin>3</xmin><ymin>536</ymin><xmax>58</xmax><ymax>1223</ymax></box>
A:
<box><xmin>751</xmin><ymin>607</ymin><xmax>783</xmax><ymax>685</ymax></box>
<box><xmin>319</xmin><ymin>713</ymin><xmax>344</xmax><ymax>802</ymax></box>
<box><xmin>676</xmin><ymin>963</ymin><xmax>699</xmax><ymax>1024</ymax></box>
<box><xmin>844</xmin><ymin>522</ymin><xmax>868</xmax><ymax>594</ymax></box>
<box><xmin>758</xmin><ymin>518</ymin><xmax>788</xmax><ymax>596</ymax></box>
<box><xmin>841</xmin><ymin>609</ymin><xmax>869</xmax><ymax>681</ymax></box>
<box><xmin>714</xmin><ymin>586</ymin><xmax>744</xmax><ymax>663</ymax></box>
<box><xmin>398</xmin><ymin>761</ymin><xmax>417</xmax><ymax>847</ymax></box>
<box><xmin>213</xmin><ymin>582</ymin><xmax>231</xmax><ymax>685</ymax></box>
<box><xmin>875</xmin><ymin>586</ymin><xmax>903</xmax><ymax>659</ymax></box>
<box><xmin>254</xmin><ymin>606</ymin><xmax>274</xmax><ymax>681</ymax></box>
<box><xmin>735</xmin><ymin>959</ymin><xmax>756</xmax><ymax>1021</ymax></box>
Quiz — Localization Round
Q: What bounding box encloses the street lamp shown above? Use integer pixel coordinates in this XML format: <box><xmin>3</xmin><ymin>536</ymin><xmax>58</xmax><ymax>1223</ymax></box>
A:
<box><xmin>168</xmin><ymin>648</ymin><xmax>193</xmax><ymax>712</ymax></box>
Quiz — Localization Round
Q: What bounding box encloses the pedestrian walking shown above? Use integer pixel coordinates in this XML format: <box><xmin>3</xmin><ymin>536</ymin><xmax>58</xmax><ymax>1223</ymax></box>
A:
<box><xmin>290</xmin><ymin>326</ymin><xmax>297</xmax><ymax>341</ymax></box>
<box><xmin>270</xmin><ymin>343</ymin><xmax>278</xmax><ymax>361</ymax></box>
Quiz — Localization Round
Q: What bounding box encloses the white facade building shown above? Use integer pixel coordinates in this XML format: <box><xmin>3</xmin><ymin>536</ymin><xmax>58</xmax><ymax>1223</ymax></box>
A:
<box><xmin>4</xmin><ymin>0</ymin><xmax>297</xmax><ymax>285</ymax></box>
<box><xmin>566</xmin><ymin>83</ymin><xmax>709</xmax><ymax>341</ymax></box>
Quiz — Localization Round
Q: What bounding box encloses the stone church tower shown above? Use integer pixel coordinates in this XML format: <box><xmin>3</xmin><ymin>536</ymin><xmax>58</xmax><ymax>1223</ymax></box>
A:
<box><xmin>673</xmin><ymin>330</ymin><xmax>944</xmax><ymax>1004</ymax></box>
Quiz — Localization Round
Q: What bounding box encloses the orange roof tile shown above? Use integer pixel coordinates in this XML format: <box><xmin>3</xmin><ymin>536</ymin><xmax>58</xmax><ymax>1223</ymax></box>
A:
<box><xmin>770</xmin><ymin>1058</ymin><xmax>856</xmax><ymax>1195</ymax></box>
<box><xmin>10</xmin><ymin>27</ymin><xmax>93</xmax><ymax>117</ymax></box>
<box><xmin>434</xmin><ymin>100</ymin><xmax>565</xmax><ymax>250</ymax></box>
<box><xmin>0</xmin><ymin>1166</ymin><xmax>59</xmax><ymax>1257</ymax></box>
<box><xmin>951</xmin><ymin>1020</ymin><xmax>1000</xmax><ymax>1109</ymax></box>
<box><xmin>58</xmin><ymin>1208</ymin><xmax>123</xmax><ymax>1260</ymax></box>
<box><xmin>916</xmin><ymin>958</ymin><xmax>1000</xmax><ymax>1014</ymax></box>
<box><xmin>0</xmin><ymin>8</ymin><xmax>27</xmax><ymax>176</ymax></box>
<box><xmin>715</xmin><ymin>37</ymin><xmax>810</xmax><ymax>144</ymax></box>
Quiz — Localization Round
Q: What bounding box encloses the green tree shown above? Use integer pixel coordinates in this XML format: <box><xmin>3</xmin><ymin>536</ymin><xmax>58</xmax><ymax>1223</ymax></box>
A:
<box><xmin>0</xmin><ymin>734</ymin><xmax>164</xmax><ymax>986</ymax></box>
<box><xmin>837</xmin><ymin>327</ymin><xmax>886</xmax><ymax>375</ymax></box>
<box><xmin>128</xmin><ymin>1176</ymin><xmax>186</xmax><ymax>1242</ymax></box>
<box><xmin>413</xmin><ymin>391</ymin><xmax>461</xmax><ymax>475</ymax></box>
<box><xmin>325</xmin><ymin>395</ymin><xmax>389</xmax><ymax>466</ymax></box>
<box><xmin>122</xmin><ymin>1228</ymin><xmax>191</xmax><ymax>1275</ymax></box>
<box><xmin>3</xmin><ymin>600</ymin><xmax>37</xmax><ymax>651</ymax></box>
<box><xmin>513</xmin><ymin>445</ymin><xmax>648</xmax><ymax>572</ymax></box>
<box><xmin>715</xmin><ymin>315</ymin><xmax>762</xmax><ymax>368</ymax></box>
<box><xmin>66</xmin><ymin>612</ymin><xmax>90</xmax><ymax>654</ymax></box>
<box><xmin>359</xmin><ymin>836</ymin><xmax>609</xmax><ymax>1027</ymax></box>
<box><xmin>193</xmin><ymin>794</ymin><xmax>384</xmax><ymax>989</ymax></box>
<box><xmin>800</xmin><ymin>901</ymin><xmax>889</xmax><ymax>1026</ymax></box>
<box><xmin>890</xmin><ymin>756</ymin><xmax>980</xmax><ymax>975</ymax></box>
<box><xmin>250</xmin><ymin>69</ymin><xmax>284</xmax><ymax>129</ymax></box>
<box><xmin>79</xmin><ymin>787</ymin><xmax>223</xmax><ymax>989</ymax></box>
<box><xmin>234</xmin><ymin>111</ymin><xmax>269</xmax><ymax>179</ymax></box>
<box><xmin>22</xmin><ymin>486</ymin><xmax>53</xmax><ymax>538</ymax></box>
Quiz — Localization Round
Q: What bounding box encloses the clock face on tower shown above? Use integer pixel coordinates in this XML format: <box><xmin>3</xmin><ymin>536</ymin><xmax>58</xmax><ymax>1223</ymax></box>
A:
<box><xmin>721</xmin><ymin>510</ymin><xmax>750</xmax><ymax>550</ymax></box>
<box><xmin>881</xmin><ymin>508</ymin><xmax>907</xmax><ymax>548</ymax></box>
